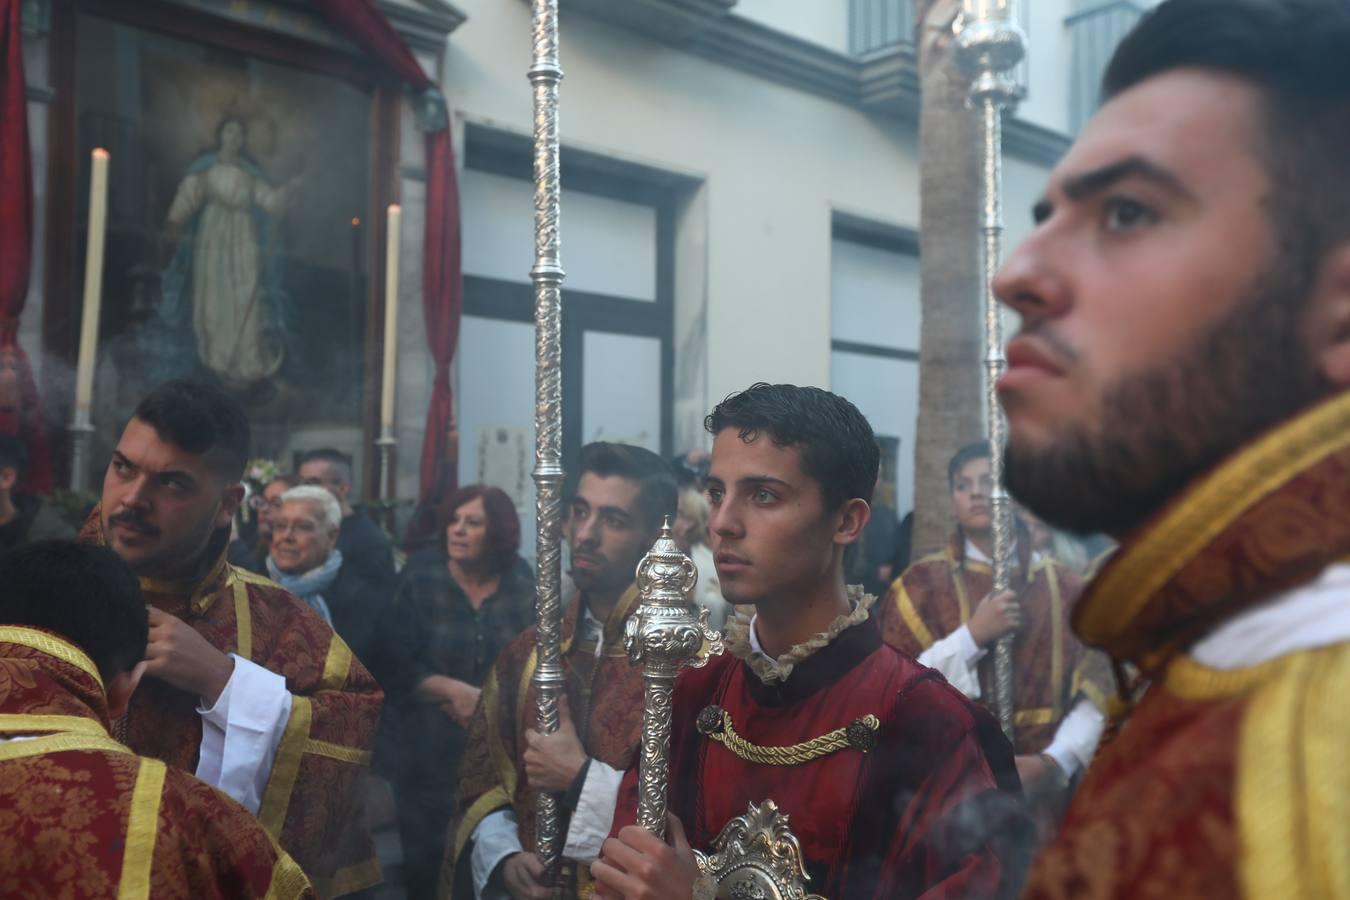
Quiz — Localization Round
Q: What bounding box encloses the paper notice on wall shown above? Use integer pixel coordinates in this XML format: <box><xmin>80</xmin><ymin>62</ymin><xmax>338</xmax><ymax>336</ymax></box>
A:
<box><xmin>477</xmin><ymin>426</ymin><xmax>531</xmax><ymax>510</ymax></box>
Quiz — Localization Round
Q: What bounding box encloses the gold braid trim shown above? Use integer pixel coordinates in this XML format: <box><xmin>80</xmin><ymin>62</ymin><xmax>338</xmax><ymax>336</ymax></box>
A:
<box><xmin>700</xmin><ymin>707</ymin><xmax>880</xmax><ymax>766</ymax></box>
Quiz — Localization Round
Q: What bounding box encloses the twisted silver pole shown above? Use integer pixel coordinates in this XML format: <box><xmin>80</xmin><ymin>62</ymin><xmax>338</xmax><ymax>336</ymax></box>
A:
<box><xmin>955</xmin><ymin>1</ymin><xmax>1025</xmax><ymax>740</ymax></box>
<box><xmin>625</xmin><ymin>520</ymin><xmax>724</xmax><ymax>839</ymax></box>
<box><xmin>528</xmin><ymin>0</ymin><xmax>566</xmax><ymax>873</ymax></box>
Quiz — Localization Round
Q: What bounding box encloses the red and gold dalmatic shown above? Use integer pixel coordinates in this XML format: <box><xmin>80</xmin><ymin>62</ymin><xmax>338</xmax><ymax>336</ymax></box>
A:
<box><xmin>79</xmin><ymin>512</ymin><xmax>384</xmax><ymax>897</ymax></box>
<box><xmin>1022</xmin><ymin>393</ymin><xmax>1350</xmax><ymax>899</ymax></box>
<box><xmin>0</xmin><ymin>626</ymin><xmax>314</xmax><ymax>899</ymax></box>
<box><xmin>441</xmin><ymin>587</ymin><xmax>645</xmax><ymax>899</ymax></box>
<box><xmin>876</xmin><ymin>536</ymin><xmax>1108</xmax><ymax>755</ymax></box>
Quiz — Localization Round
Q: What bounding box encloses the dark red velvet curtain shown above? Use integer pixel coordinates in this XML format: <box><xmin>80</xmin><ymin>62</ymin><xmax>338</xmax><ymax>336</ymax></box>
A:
<box><xmin>315</xmin><ymin>0</ymin><xmax>461</xmax><ymax>519</ymax></box>
<box><xmin>0</xmin><ymin>0</ymin><xmax>53</xmax><ymax>493</ymax></box>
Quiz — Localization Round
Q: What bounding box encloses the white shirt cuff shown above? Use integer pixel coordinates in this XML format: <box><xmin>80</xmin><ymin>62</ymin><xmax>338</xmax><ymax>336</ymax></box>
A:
<box><xmin>472</xmin><ymin>808</ymin><xmax>523</xmax><ymax>900</ymax></box>
<box><xmin>562</xmin><ymin>760</ymin><xmax>624</xmax><ymax>863</ymax></box>
<box><xmin>1042</xmin><ymin>698</ymin><xmax>1106</xmax><ymax>777</ymax></box>
<box><xmin>917</xmin><ymin>625</ymin><xmax>987</xmax><ymax>699</ymax></box>
<box><xmin>195</xmin><ymin>654</ymin><xmax>292</xmax><ymax>814</ymax></box>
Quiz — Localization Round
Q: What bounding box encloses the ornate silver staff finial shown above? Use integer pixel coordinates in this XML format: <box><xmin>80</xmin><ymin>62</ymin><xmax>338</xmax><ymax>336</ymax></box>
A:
<box><xmin>625</xmin><ymin>517</ymin><xmax>724</xmax><ymax>838</ymax></box>
<box><xmin>527</xmin><ymin>0</ymin><xmax>567</xmax><ymax>873</ymax></box>
<box><xmin>955</xmin><ymin>0</ymin><xmax>1026</xmax><ymax>740</ymax></box>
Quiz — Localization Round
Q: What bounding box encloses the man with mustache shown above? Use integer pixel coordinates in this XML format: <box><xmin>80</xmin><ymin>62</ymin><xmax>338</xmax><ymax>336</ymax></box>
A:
<box><xmin>442</xmin><ymin>442</ymin><xmax>675</xmax><ymax>899</ymax></box>
<box><xmin>81</xmin><ymin>378</ymin><xmax>383</xmax><ymax>896</ymax></box>
<box><xmin>594</xmin><ymin>385</ymin><xmax>1027</xmax><ymax>899</ymax></box>
<box><xmin>874</xmin><ymin>443</ymin><xmax>1110</xmax><ymax>833</ymax></box>
<box><xmin>991</xmin><ymin>0</ymin><xmax>1350</xmax><ymax>896</ymax></box>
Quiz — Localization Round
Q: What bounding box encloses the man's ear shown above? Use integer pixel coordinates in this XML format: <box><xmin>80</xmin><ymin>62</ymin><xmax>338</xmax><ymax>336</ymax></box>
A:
<box><xmin>1308</xmin><ymin>243</ymin><xmax>1350</xmax><ymax>388</ymax></box>
<box><xmin>106</xmin><ymin>660</ymin><xmax>148</xmax><ymax>720</ymax></box>
<box><xmin>214</xmin><ymin>482</ymin><xmax>245</xmax><ymax>530</ymax></box>
<box><xmin>834</xmin><ymin>498</ymin><xmax>871</xmax><ymax>546</ymax></box>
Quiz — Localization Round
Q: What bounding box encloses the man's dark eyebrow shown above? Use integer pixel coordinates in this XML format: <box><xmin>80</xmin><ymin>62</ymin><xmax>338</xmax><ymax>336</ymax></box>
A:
<box><xmin>596</xmin><ymin>504</ymin><xmax>632</xmax><ymax>521</ymax></box>
<box><xmin>113</xmin><ymin>450</ymin><xmax>194</xmax><ymax>484</ymax></box>
<box><xmin>1033</xmin><ymin>155</ymin><xmax>1196</xmax><ymax>221</ymax></box>
<box><xmin>1062</xmin><ymin>156</ymin><xmax>1195</xmax><ymax>202</ymax></box>
<box><xmin>737</xmin><ymin>475</ymin><xmax>792</xmax><ymax>490</ymax></box>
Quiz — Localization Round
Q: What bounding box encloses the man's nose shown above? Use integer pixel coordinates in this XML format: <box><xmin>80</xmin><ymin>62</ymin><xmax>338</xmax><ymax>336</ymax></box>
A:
<box><xmin>709</xmin><ymin>502</ymin><xmax>742</xmax><ymax>539</ymax></box>
<box><xmin>992</xmin><ymin>232</ymin><xmax>1071</xmax><ymax>325</ymax></box>
<box><xmin>120</xmin><ymin>475</ymin><xmax>152</xmax><ymax>509</ymax></box>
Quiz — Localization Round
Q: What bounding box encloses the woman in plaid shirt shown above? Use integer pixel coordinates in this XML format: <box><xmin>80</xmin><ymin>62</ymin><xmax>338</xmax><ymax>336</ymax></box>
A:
<box><xmin>383</xmin><ymin>485</ymin><xmax>536</xmax><ymax>900</ymax></box>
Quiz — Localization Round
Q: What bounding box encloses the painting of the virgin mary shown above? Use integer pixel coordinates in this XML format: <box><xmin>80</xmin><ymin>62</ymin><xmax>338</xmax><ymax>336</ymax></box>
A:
<box><xmin>158</xmin><ymin>116</ymin><xmax>300</xmax><ymax>388</ymax></box>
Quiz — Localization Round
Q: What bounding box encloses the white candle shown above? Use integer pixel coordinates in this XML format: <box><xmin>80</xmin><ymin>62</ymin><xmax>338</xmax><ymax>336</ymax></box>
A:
<box><xmin>380</xmin><ymin>203</ymin><xmax>401</xmax><ymax>431</ymax></box>
<box><xmin>75</xmin><ymin>148</ymin><xmax>110</xmax><ymax>414</ymax></box>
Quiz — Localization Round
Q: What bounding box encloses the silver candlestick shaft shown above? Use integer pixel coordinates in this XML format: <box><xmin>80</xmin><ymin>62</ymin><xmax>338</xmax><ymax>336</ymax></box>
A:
<box><xmin>625</xmin><ymin>519</ymin><xmax>723</xmax><ymax>839</ymax></box>
<box><xmin>955</xmin><ymin>0</ymin><xmax>1025</xmax><ymax>740</ymax></box>
<box><xmin>527</xmin><ymin>0</ymin><xmax>567</xmax><ymax>874</ymax></box>
<box><xmin>376</xmin><ymin>431</ymin><xmax>397</xmax><ymax>504</ymax></box>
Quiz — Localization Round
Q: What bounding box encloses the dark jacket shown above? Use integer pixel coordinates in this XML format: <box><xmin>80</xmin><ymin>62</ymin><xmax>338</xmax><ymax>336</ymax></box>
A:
<box><xmin>338</xmin><ymin>506</ymin><xmax>395</xmax><ymax>585</ymax></box>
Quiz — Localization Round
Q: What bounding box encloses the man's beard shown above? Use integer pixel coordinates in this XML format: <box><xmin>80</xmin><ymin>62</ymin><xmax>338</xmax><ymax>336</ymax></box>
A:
<box><xmin>1005</xmin><ymin>254</ymin><xmax>1329</xmax><ymax>538</ymax></box>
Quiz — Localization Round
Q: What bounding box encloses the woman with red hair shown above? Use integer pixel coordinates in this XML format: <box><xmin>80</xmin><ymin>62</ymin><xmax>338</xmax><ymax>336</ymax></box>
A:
<box><xmin>382</xmin><ymin>484</ymin><xmax>534</xmax><ymax>899</ymax></box>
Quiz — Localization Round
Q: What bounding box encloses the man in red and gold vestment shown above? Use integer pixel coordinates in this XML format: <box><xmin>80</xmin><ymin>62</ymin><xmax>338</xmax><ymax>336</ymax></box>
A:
<box><xmin>81</xmin><ymin>378</ymin><xmax>383</xmax><ymax>896</ymax></box>
<box><xmin>0</xmin><ymin>540</ymin><xmax>314</xmax><ymax>899</ymax></box>
<box><xmin>442</xmin><ymin>443</ymin><xmax>676</xmax><ymax>899</ymax></box>
<box><xmin>876</xmin><ymin>443</ymin><xmax>1109</xmax><ymax>822</ymax></box>
<box><xmin>595</xmin><ymin>385</ymin><xmax>1029</xmax><ymax>900</ymax></box>
<box><xmin>992</xmin><ymin>1</ymin><xmax>1350</xmax><ymax>895</ymax></box>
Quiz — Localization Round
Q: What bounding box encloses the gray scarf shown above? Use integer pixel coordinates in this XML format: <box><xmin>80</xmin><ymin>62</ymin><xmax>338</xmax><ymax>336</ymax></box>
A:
<box><xmin>266</xmin><ymin>550</ymin><xmax>341</xmax><ymax>625</ymax></box>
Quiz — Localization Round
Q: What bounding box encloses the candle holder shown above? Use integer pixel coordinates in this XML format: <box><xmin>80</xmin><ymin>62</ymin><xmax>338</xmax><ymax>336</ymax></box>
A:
<box><xmin>68</xmin><ymin>408</ymin><xmax>96</xmax><ymax>493</ymax></box>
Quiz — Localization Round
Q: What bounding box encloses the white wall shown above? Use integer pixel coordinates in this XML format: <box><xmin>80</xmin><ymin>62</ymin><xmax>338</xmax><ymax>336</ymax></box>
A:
<box><xmin>734</xmin><ymin>0</ymin><xmax>851</xmax><ymax>53</ymax></box>
<box><xmin>444</xmin><ymin>0</ymin><xmax>947</xmax><ymax>419</ymax></box>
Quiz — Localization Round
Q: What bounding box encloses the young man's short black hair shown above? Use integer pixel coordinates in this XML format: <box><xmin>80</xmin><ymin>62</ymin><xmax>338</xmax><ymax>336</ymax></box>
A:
<box><xmin>0</xmin><ymin>541</ymin><xmax>149</xmax><ymax>683</ymax></box>
<box><xmin>133</xmin><ymin>378</ymin><xmax>250</xmax><ymax>482</ymax></box>
<box><xmin>948</xmin><ymin>442</ymin><xmax>991</xmax><ymax>489</ymax></box>
<box><xmin>705</xmin><ymin>383</ymin><xmax>879</xmax><ymax>510</ymax></box>
<box><xmin>1104</xmin><ymin>0</ymin><xmax>1350</xmax><ymax>264</ymax></box>
<box><xmin>576</xmin><ymin>442</ymin><xmax>678</xmax><ymax>532</ymax></box>
<box><xmin>0</xmin><ymin>433</ymin><xmax>27</xmax><ymax>479</ymax></box>
<box><xmin>298</xmin><ymin>448</ymin><xmax>354</xmax><ymax>484</ymax></box>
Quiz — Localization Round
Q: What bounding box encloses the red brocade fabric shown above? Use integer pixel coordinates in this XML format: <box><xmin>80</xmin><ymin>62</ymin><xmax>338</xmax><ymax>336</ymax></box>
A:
<box><xmin>0</xmin><ymin>629</ymin><xmax>314</xmax><ymax>899</ymax></box>
<box><xmin>610</xmin><ymin>619</ymin><xmax>1029</xmax><ymax>900</ymax></box>
<box><xmin>441</xmin><ymin>589</ymin><xmax>646</xmax><ymax>898</ymax></box>
<box><xmin>79</xmin><ymin>511</ymin><xmax>385</xmax><ymax>896</ymax></box>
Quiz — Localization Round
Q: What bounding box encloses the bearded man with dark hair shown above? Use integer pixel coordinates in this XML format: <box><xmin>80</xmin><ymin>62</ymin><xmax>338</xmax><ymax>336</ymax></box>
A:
<box><xmin>992</xmin><ymin>1</ymin><xmax>1350</xmax><ymax>896</ymax></box>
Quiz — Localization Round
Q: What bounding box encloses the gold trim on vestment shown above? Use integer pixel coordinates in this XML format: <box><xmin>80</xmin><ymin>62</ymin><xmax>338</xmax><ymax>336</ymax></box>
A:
<box><xmin>1013</xmin><ymin>708</ymin><xmax>1055</xmax><ymax>727</ymax></box>
<box><xmin>302</xmin><ymin>737</ymin><xmax>372</xmax><ymax>766</ymax></box>
<box><xmin>233</xmin><ymin>580</ymin><xmax>253</xmax><ymax>660</ymax></box>
<box><xmin>118</xmin><ymin>757</ymin><xmax>166</xmax><ymax>900</ymax></box>
<box><xmin>263</xmin><ymin>850</ymin><xmax>313</xmax><ymax>900</ymax></box>
<box><xmin>1163</xmin><ymin>653</ymin><xmax>1299</xmax><ymax>701</ymax></box>
<box><xmin>1079</xmin><ymin>391</ymin><xmax>1350</xmax><ymax>663</ymax></box>
<box><xmin>894</xmin><ymin>582</ymin><xmax>935</xmax><ymax>651</ymax></box>
<box><xmin>0</xmin><ymin>627</ymin><xmax>104</xmax><ymax>690</ymax></box>
<box><xmin>0</xmin><ymin>714</ymin><xmax>109</xmax><ymax>736</ymax></box>
<box><xmin>1236</xmin><ymin>643</ymin><xmax>1350</xmax><ymax>899</ymax></box>
<box><xmin>703</xmin><ymin>711</ymin><xmax>880</xmax><ymax>766</ymax></box>
<box><xmin>259</xmin><ymin>696</ymin><xmax>312</xmax><ymax>837</ymax></box>
<box><xmin>0</xmin><ymin>731</ymin><xmax>130</xmax><ymax>762</ymax></box>
<box><xmin>453</xmin><ymin>785</ymin><xmax>511</xmax><ymax>866</ymax></box>
<box><xmin>321</xmin><ymin>635</ymin><xmax>354</xmax><ymax>691</ymax></box>
<box><xmin>140</xmin><ymin>551</ymin><xmax>230</xmax><ymax>616</ymax></box>
<box><xmin>1074</xmin><ymin>672</ymin><xmax>1112</xmax><ymax>717</ymax></box>
<box><xmin>319</xmin><ymin>854</ymin><xmax>383</xmax><ymax>898</ymax></box>
<box><xmin>481</xmin><ymin>667</ymin><xmax>517</xmax><ymax>800</ymax></box>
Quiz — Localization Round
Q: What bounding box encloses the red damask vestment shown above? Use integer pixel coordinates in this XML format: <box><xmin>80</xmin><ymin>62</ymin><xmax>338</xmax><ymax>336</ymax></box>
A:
<box><xmin>876</xmin><ymin>535</ymin><xmax>1108</xmax><ymax>755</ymax></box>
<box><xmin>441</xmin><ymin>586</ymin><xmax>645</xmax><ymax>899</ymax></box>
<box><xmin>80</xmin><ymin>511</ymin><xmax>384</xmax><ymax>897</ymax></box>
<box><xmin>610</xmin><ymin>612</ymin><xmax>1031</xmax><ymax>899</ymax></box>
<box><xmin>1022</xmin><ymin>393</ymin><xmax>1350</xmax><ymax>899</ymax></box>
<box><xmin>0</xmin><ymin>626</ymin><xmax>315</xmax><ymax>899</ymax></box>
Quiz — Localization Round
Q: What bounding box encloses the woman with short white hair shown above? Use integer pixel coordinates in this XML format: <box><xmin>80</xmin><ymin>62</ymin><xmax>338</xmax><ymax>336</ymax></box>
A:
<box><xmin>266</xmin><ymin>485</ymin><xmax>343</xmax><ymax>625</ymax></box>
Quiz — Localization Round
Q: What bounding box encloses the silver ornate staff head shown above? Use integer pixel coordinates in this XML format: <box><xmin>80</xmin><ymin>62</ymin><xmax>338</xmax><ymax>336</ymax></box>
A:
<box><xmin>626</xmin><ymin>518</ymin><xmax>723</xmax><ymax>838</ymax></box>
